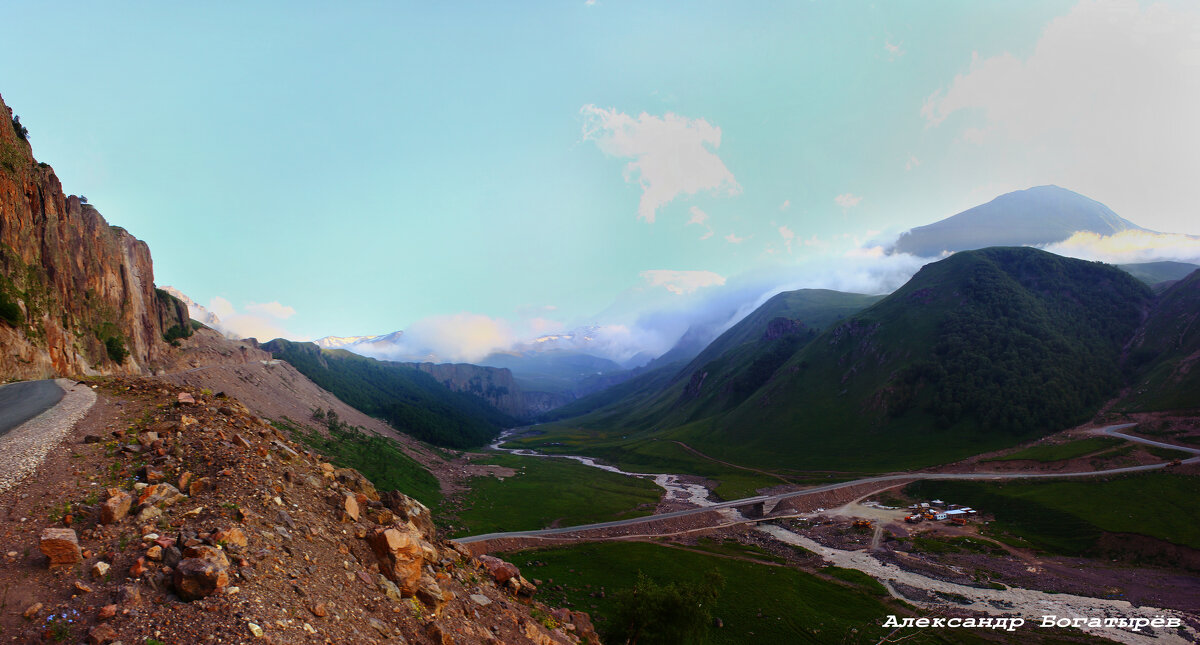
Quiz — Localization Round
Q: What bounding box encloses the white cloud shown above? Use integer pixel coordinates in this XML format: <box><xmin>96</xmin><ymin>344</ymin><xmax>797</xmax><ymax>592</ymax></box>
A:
<box><xmin>724</xmin><ymin>233</ymin><xmax>748</xmax><ymax>244</ymax></box>
<box><xmin>687</xmin><ymin>206</ymin><xmax>715</xmax><ymax>240</ymax></box>
<box><xmin>1043</xmin><ymin>230</ymin><xmax>1200</xmax><ymax>264</ymax></box>
<box><xmin>404</xmin><ymin>313</ymin><xmax>516</xmax><ymax>363</ymax></box>
<box><xmin>202</xmin><ymin>296</ymin><xmax>301</xmax><ymax>341</ymax></box>
<box><xmin>580</xmin><ymin>105</ymin><xmax>741</xmax><ymax>223</ymax></box>
<box><xmin>779</xmin><ymin>225</ymin><xmax>795</xmax><ymax>253</ymax></box>
<box><xmin>640</xmin><ymin>269</ymin><xmax>727</xmax><ymax>295</ymax></box>
<box><xmin>245</xmin><ymin>301</ymin><xmax>296</xmax><ymax>319</ymax></box>
<box><xmin>921</xmin><ymin>0</ymin><xmax>1200</xmax><ymax>234</ymax></box>
<box><xmin>905</xmin><ymin>156</ymin><xmax>920</xmax><ymax>171</ymax></box>
<box><xmin>779</xmin><ymin>199</ymin><xmax>791</xmax><ymax>211</ymax></box>
<box><xmin>835</xmin><ymin>193</ymin><xmax>863</xmax><ymax>209</ymax></box>
<box><xmin>885</xmin><ymin>40</ymin><xmax>904</xmax><ymax>61</ymax></box>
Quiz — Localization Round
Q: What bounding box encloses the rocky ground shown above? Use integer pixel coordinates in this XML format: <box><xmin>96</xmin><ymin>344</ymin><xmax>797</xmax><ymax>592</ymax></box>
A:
<box><xmin>0</xmin><ymin>378</ymin><xmax>599</xmax><ymax>644</ymax></box>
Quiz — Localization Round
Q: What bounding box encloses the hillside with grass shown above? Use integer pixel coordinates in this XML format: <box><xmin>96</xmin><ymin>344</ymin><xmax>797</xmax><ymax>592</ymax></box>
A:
<box><xmin>535</xmin><ymin>248</ymin><xmax>1155</xmax><ymax>474</ymax></box>
<box><xmin>264</xmin><ymin>338</ymin><xmax>514</xmax><ymax>449</ymax></box>
<box><xmin>537</xmin><ymin>289</ymin><xmax>882</xmax><ymax>428</ymax></box>
<box><xmin>1120</xmin><ymin>268</ymin><xmax>1200</xmax><ymax>412</ymax></box>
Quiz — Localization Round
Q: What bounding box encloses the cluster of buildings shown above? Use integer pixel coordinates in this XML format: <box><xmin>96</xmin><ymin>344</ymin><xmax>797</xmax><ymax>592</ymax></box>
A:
<box><xmin>904</xmin><ymin>499</ymin><xmax>977</xmax><ymax>524</ymax></box>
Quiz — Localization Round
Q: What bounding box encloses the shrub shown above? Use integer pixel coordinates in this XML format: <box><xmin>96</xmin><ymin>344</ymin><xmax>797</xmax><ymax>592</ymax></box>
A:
<box><xmin>105</xmin><ymin>335</ymin><xmax>129</xmax><ymax>363</ymax></box>
<box><xmin>0</xmin><ymin>291</ymin><xmax>21</xmax><ymax>326</ymax></box>
<box><xmin>11</xmin><ymin>115</ymin><xmax>28</xmax><ymax>141</ymax></box>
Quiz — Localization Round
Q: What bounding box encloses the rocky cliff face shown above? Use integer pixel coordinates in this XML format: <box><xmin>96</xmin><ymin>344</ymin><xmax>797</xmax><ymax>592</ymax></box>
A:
<box><xmin>0</xmin><ymin>93</ymin><xmax>188</xmax><ymax>379</ymax></box>
<box><xmin>406</xmin><ymin>361</ymin><xmax>529</xmax><ymax>419</ymax></box>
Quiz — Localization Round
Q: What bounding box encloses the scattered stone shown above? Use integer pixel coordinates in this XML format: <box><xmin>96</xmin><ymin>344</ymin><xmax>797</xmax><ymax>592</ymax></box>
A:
<box><xmin>92</xmin><ymin>561</ymin><xmax>112</xmax><ymax>579</ymax></box>
<box><xmin>379</xmin><ymin>577</ymin><xmax>403</xmax><ymax>602</ymax></box>
<box><xmin>342</xmin><ymin>493</ymin><xmax>360</xmax><ymax>522</ymax></box>
<box><xmin>470</xmin><ymin>593</ymin><xmax>492</xmax><ymax>606</ymax></box>
<box><xmin>22</xmin><ymin>602</ymin><xmax>43</xmax><ymax>619</ymax></box>
<box><xmin>74</xmin><ymin>580</ymin><xmax>94</xmax><ymax>593</ymax></box>
<box><xmin>368</xmin><ymin>617</ymin><xmax>390</xmax><ymax>637</ymax></box>
<box><xmin>137</xmin><ymin>483</ymin><xmax>185</xmax><ymax>508</ymax></box>
<box><xmin>83</xmin><ymin>434</ymin><xmax>102</xmax><ymax>443</ymax></box>
<box><xmin>178</xmin><ymin>392</ymin><xmax>196</xmax><ymax>404</ymax></box>
<box><xmin>213</xmin><ymin>526</ymin><xmax>248</xmax><ymax>548</ymax></box>
<box><xmin>135</xmin><ymin>505</ymin><xmax>163</xmax><ymax>523</ymax></box>
<box><xmin>310</xmin><ymin>602</ymin><xmax>328</xmax><ymax>618</ymax></box>
<box><xmin>173</xmin><ymin>545</ymin><xmax>231</xmax><ymax>600</ymax></box>
<box><xmin>129</xmin><ymin>557</ymin><xmax>150</xmax><ymax>577</ymax></box>
<box><xmin>97</xmin><ymin>604</ymin><xmax>117</xmax><ymax>621</ymax></box>
<box><xmin>39</xmin><ymin>528</ymin><xmax>82</xmax><ymax>566</ymax></box>
<box><xmin>233</xmin><ymin>433</ymin><xmax>252</xmax><ymax>449</ymax></box>
<box><xmin>145</xmin><ymin>545</ymin><xmax>163</xmax><ymax>561</ymax></box>
<box><xmin>87</xmin><ymin>624</ymin><xmax>118</xmax><ymax>644</ymax></box>
<box><xmin>178</xmin><ymin>471</ymin><xmax>194</xmax><ymax>492</ymax></box>
<box><xmin>115</xmin><ymin>584</ymin><xmax>142</xmax><ymax>605</ymax></box>
<box><xmin>100</xmin><ymin>490</ymin><xmax>132</xmax><ymax>524</ymax></box>
<box><xmin>248</xmin><ymin>622</ymin><xmax>264</xmax><ymax>638</ymax></box>
<box><xmin>188</xmin><ymin>477</ymin><xmax>212</xmax><ymax>496</ymax></box>
<box><xmin>478</xmin><ymin>554</ymin><xmax>520</xmax><ymax>584</ymax></box>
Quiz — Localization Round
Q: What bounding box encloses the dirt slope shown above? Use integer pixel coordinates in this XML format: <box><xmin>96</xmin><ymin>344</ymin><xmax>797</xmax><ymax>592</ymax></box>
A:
<box><xmin>0</xmin><ymin>379</ymin><xmax>599</xmax><ymax>644</ymax></box>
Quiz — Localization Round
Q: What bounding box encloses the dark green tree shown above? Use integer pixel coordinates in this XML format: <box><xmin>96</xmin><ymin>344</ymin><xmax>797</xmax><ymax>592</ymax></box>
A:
<box><xmin>608</xmin><ymin>569</ymin><xmax>724</xmax><ymax>645</ymax></box>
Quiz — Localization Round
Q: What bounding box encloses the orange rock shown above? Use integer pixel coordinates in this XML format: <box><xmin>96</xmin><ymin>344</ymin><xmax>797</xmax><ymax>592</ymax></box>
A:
<box><xmin>212</xmin><ymin>527</ymin><xmax>247</xmax><ymax>548</ymax></box>
<box><xmin>342</xmin><ymin>493</ymin><xmax>360</xmax><ymax>522</ymax></box>
<box><xmin>129</xmin><ymin>557</ymin><xmax>150</xmax><ymax>577</ymax></box>
<box><xmin>367</xmin><ymin>527</ymin><xmax>423</xmax><ymax>596</ymax></box>
<box><xmin>188</xmin><ymin>477</ymin><xmax>212</xmax><ymax>496</ymax></box>
<box><xmin>38</xmin><ymin>528</ymin><xmax>81</xmax><ymax>566</ymax></box>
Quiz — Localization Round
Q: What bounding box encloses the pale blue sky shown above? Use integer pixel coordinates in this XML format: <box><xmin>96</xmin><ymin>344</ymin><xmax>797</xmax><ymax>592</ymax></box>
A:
<box><xmin>3</xmin><ymin>1</ymin><xmax>1197</xmax><ymax>356</ymax></box>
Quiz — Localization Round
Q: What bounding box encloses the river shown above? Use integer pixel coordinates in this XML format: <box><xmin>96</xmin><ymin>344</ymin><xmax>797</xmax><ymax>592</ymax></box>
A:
<box><xmin>489</xmin><ymin>428</ymin><xmax>717</xmax><ymax>508</ymax></box>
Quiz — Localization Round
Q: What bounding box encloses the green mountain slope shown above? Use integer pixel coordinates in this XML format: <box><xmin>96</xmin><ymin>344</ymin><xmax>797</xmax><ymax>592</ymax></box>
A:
<box><xmin>264</xmin><ymin>339</ymin><xmax>513</xmax><ymax>448</ymax></box>
<box><xmin>543</xmin><ymin>248</ymin><xmax>1154</xmax><ymax>474</ymax></box>
<box><xmin>681</xmin><ymin>248</ymin><xmax>1153</xmax><ymax>470</ymax></box>
<box><xmin>1117</xmin><ymin>261</ymin><xmax>1200</xmax><ymax>288</ymax></box>
<box><xmin>1120</xmin><ymin>269</ymin><xmax>1200</xmax><ymax>412</ymax></box>
<box><xmin>541</xmin><ymin>289</ymin><xmax>881</xmax><ymax>428</ymax></box>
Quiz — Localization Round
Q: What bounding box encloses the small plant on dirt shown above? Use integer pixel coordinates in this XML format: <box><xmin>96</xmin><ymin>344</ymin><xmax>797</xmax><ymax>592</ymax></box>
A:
<box><xmin>117</xmin><ymin>533</ymin><xmax>131</xmax><ymax>552</ymax></box>
<box><xmin>83</xmin><ymin>490</ymin><xmax>100</xmax><ymax>506</ymax></box>
<box><xmin>145</xmin><ymin>639</ymin><xmax>166</xmax><ymax>645</ymax></box>
<box><xmin>46</xmin><ymin>501</ymin><xmax>72</xmax><ymax>523</ymax></box>
<box><xmin>42</xmin><ymin>610</ymin><xmax>79</xmax><ymax>642</ymax></box>
<box><xmin>407</xmin><ymin>597</ymin><xmax>424</xmax><ymax>619</ymax></box>
<box><xmin>530</xmin><ymin>607</ymin><xmax>558</xmax><ymax>630</ymax></box>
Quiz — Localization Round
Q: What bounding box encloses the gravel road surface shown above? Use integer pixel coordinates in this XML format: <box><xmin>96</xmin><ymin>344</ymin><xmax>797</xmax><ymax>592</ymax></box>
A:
<box><xmin>0</xmin><ymin>379</ymin><xmax>96</xmax><ymax>494</ymax></box>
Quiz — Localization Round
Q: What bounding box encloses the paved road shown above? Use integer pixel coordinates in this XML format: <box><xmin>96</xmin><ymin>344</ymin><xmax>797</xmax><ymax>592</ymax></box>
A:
<box><xmin>0</xmin><ymin>380</ymin><xmax>64</xmax><ymax>438</ymax></box>
<box><xmin>456</xmin><ymin>423</ymin><xmax>1200</xmax><ymax>544</ymax></box>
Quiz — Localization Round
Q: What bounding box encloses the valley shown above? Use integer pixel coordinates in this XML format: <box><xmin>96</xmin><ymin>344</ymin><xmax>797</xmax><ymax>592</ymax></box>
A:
<box><xmin>3</xmin><ymin>52</ymin><xmax>1200</xmax><ymax>643</ymax></box>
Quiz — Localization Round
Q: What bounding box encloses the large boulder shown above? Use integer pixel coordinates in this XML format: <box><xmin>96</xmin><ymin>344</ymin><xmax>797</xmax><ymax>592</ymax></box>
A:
<box><xmin>137</xmin><ymin>483</ymin><xmax>186</xmax><ymax>509</ymax></box>
<box><xmin>334</xmin><ymin>468</ymin><xmax>379</xmax><ymax>501</ymax></box>
<box><xmin>173</xmin><ymin>545</ymin><xmax>230</xmax><ymax>600</ymax></box>
<box><xmin>478</xmin><ymin>555</ymin><xmax>519</xmax><ymax>584</ymax></box>
<box><xmin>381</xmin><ymin>490</ymin><xmax>436</xmax><ymax>539</ymax></box>
<box><xmin>39</xmin><ymin>528</ymin><xmax>82</xmax><ymax>566</ymax></box>
<box><xmin>367</xmin><ymin>526</ymin><xmax>423</xmax><ymax>596</ymax></box>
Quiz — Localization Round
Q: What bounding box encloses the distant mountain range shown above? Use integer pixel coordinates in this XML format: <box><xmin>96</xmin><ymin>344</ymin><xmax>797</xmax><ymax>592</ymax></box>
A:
<box><xmin>893</xmin><ymin>185</ymin><xmax>1147</xmax><ymax>257</ymax></box>
<box><xmin>300</xmin><ymin>185</ymin><xmax>1197</xmax><ymax>423</ymax></box>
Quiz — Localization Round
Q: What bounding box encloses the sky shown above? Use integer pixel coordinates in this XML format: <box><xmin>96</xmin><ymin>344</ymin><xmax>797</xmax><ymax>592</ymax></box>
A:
<box><xmin>2</xmin><ymin>1</ymin><xmax>1199</xmax><ymax>360</ymax></box>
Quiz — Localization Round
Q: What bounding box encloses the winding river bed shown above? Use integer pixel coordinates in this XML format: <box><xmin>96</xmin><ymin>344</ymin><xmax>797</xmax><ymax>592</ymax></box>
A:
<box><xmin>489</xmin><ymin>429</ymin><xmax>716</xmax><ymax>507</ymax></box>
